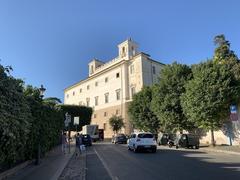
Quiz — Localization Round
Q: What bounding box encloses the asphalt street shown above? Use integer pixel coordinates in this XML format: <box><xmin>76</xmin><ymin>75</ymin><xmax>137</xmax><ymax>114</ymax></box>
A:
<box><xmin>86</xmin><ymin>142</ymin><xmax>240</xmax><ymax>180</ymax></box>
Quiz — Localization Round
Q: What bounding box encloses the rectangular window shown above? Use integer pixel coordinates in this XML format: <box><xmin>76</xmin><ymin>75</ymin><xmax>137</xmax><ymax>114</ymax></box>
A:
<box><xmin>104</xmin><ymin>112</ymin><xmax>107</xmax><ymax>117</ymax></box>
<box><xmin>116</xmin><ymin>89</ymin><xmax>120</xmax><ymax>100</ymax></box>
<box><xmin>105</xmin><ymin>77</ymin><xmax>108</xmax><ymax>83</ymax></box>
<box><xmin>90</xmin><ymin>65</ymin><xmax>94</xmax><ymax>74</ymax></box>
<box><xmin>79</xmin><ymin>88</ymin><xmax>82</xmax><ymax>93</ymax></box>
<box><xmin>95</xmin><ymin>96</ymin><xmax>98</xmax><ymax>106</ymax></box>
<box><xmin>130</xmin><ymin>64</ymin><xmax>134</xmax><ymax>74</ymax></box>
<box><xmin>105</xmin><ymin>93</ymin><xmax>109</xmax><ymax>103</ymax></box>
<box><xmin>66</xmin><ymin>94</ymin><xmax>69</xmax><ymax>98</ymax></box>
<box><xmin>94</xmin><ymin>114</ymin><xmax>97</xmax><ymax>118</ymax></box>
<box><xmin>131</xmin><ymin>87</ymin><xmax>136</xmax><ymax>97</ymax></box>
<box><xmin>116</xmin><ymin>109</ymin><xmax>119</xmax><ymax>115</ymax></box>
<box><xmin>73</xmin><ymin>91</ymin><xmax>75</xmax><ymax>96</ymax></box>
<box><xmin>86</xmin><ymin>98</ymin><xmax>90</xmax><ymax>106</ymax></box>
<box><xmin>95</xmin><ymin>81</ymin><xmax>98</xmax><ymax>86</ymax></box>
<box><xmin>87</xmin><ymin>85</ymin><xmax>90</xmax><ymax>90</ymax></box>
<box><xmin>103</xmin><ymin>123</ymin><xmax>106</xmax><ymax>130</ymax></box>
<box><xmin>152</xmin><ymin>66</ymin><xmax>156</xmax><ymax>74</ymax></box>
<box><xmin>116</xmin><ymin>72</ymin><xmax>120</xmax><ymax>78</ymax></box>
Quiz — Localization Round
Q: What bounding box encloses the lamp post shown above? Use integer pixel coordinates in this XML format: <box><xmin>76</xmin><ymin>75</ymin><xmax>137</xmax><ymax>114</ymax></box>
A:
<box><xmin>36</xmin><ymin>84</ymin><xmax>46</xmax><ymax>165</ymax></box>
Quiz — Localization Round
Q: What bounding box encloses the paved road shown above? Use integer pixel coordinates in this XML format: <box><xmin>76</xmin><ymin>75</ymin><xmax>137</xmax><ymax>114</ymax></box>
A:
<box><xmin>86</xmin><ymin>142</ymin><xmax>240</xmax><ymax>180</ymax></box>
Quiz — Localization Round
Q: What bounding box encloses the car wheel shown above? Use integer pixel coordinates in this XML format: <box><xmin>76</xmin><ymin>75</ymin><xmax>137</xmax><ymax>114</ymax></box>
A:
<box><xmin>152</xmin><ymin>148</ymin><xmax>157</xmax><ymax>153</ymax></box>
<box><xmin>176</xmin><ymin>145</ymin><xmax>179</xmax><ymax>149</ymax></box>
<box><xmin>128</xmin><ymin>146</ymin><xmax>130</xmax><ymax>150</ymax></box>
<box><xmin>195</xmin><ymin>145</ymin><xmax>199</xmax><ymax>149</ymax></box>
<box><xmin>133</xmin><ymin>145</ymin><xmax>138</xmax><ymax>153</ymax></box>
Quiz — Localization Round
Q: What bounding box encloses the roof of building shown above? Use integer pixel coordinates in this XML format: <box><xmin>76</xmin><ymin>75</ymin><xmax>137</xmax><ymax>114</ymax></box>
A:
<box><xmin>64</xmin><ymin>52</ymin><xmax>165</xmax><ymax>92</ymax></box>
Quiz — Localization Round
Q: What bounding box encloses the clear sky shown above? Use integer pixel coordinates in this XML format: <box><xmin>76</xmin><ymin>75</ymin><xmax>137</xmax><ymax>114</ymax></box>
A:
<box><xmin>0</xmin><ymin>0</ymin><xmax>239</xmax><ymax>101</ymax></box>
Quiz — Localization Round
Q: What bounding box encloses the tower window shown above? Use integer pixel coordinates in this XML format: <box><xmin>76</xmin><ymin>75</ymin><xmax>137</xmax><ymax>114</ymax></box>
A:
<box><xmin>152</xmin><ymin>66</ymin><xmax>156</xmax><ymax>74</ymax></box>
<box><xmin>116</xmin><ymin>109</ymin><xmax>120</xmax><ymax>115</ymax></box>
<box><xmin>116</xmin><ymin>73</ymin><xmax>120</xmax><ymax>78</ymax></box>
<box><xmin>104</xmin><ymin>112</ymin><xmax>107</xmax><ymax>117</ymax></box>
<box><xmin>105</xmin><ymin>93</ymin><xmax>109</xmax><ymax>103</ymax></box>
<box><xmin>116</xmin><ymin>89</ymin><xmax>120</xmax><ymax>100</ymax></box>
<box><xmin>86</xmin><ymin>98</ymin><xmax>90</xmax><ymax>106</ymax></box>
<box><xmin>105</xmin><ymin>77</ymin><xmax>108</xmax><ymax>83</ymax></box>
<box><xmin>131</xmin><ymin>87</ymin><xmax>136</xmax><ymax>97</ymax></box>
<box><xmin>130</xmin><ymin>65</ymin><xmax>134</xmax><ymax>74</ymax></box>
<box><xmin>95</xmin><ymin>81</ymin><xmax>98</xmax><ymax>86</ymax></box>
<box><xmin>90</xmin><ymin>65</ymin><xmax>94</xmax><ymax>74</ymax></box>
<box><xmin>95</xmin><ymin>96</ymin><xmax>98</xmax><ymax>106</ymax></box>
<box><xmin>73</xmin><ymin>91</ymin><xmax>75</xmax><ymax>96</ymax></box>
<box><xmin>122</xmin><ymin>47</ymin><xmax>126</xmax><ymax>57</ymax></box>
<box><xmin>87</xmin><ymin>85</ymin><xmax>90</xmax><ymax>90</ymax></box>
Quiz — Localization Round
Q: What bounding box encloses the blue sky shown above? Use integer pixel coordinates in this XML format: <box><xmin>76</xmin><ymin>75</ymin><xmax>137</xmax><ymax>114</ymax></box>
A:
<box><xmin>0</xmin><ymin>0</ymin><xmax>240</xmax><ymax>101</ymax></box>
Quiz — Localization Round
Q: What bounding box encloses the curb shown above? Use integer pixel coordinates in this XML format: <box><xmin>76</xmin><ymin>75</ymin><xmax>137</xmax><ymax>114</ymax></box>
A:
<box><xmin>82</xmin><ymin>149</ymin><xmax>87</xmax><ymax>180</ymax></box>
<box><xmin>158</xmin><ymin>145</ymin><xmax>240</xmax><ymax>155</ymax></box>
<box><xmin>201</xmin><ymin>148</ymin><xmax>240</xmax><ymax>155</ymax></box>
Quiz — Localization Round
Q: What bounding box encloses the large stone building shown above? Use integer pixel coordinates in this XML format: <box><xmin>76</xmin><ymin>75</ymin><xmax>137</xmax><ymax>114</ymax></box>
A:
<box><xmin>64</xmin><ymin>39</ymin><xmax>164</xmax><ymax>138</ymax></box>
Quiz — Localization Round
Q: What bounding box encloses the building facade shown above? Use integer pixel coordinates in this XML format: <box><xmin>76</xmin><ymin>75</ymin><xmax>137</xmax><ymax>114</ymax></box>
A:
<box><xmin>64</xmin><ymin>39</ymin><xmax>164</xmax><ymax>138</ymax></box>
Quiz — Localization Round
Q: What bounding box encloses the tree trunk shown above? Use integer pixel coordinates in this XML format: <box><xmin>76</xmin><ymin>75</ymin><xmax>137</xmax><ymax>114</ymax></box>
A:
<box><xmin>210</xmin><ymin>127</ymin><xmax>215</xmax><ymax>147</ymax></box>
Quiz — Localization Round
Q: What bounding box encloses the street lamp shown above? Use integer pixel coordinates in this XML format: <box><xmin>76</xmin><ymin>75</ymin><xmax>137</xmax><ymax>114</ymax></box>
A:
<box><xmin>36</xmin><ymin>84</ymin><xmax>46</xmax><ymax>165</ymax></box>
<box><xmin>39</xmin><ymin>84</ymin><xmax>46</xmax><ymax>99</ymax></box>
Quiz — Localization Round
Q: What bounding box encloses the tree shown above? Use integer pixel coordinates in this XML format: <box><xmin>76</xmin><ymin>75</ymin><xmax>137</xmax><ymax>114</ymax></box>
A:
<box><xmin>128</xmin><ymin>86</ymin><xmax>160</xmax><ymax>134</ymax></box>
<box><xmin>24</xmin><ymin>85</ymin><xmax>64</xmax><ymax>159</ymax></box>
<box><xmin>181</xmin><ymin>60</ymin><xmax>240</xmax><ymax>146</ymax></box>
<box><xmin>213</xmin><ymin>34</ymin><xmax>237</xmax><ymax>63</ymax></box>
<box><xmin>213</xmin><ymin>34</ymin><xmax>240</xmax><ymax>80</ymax></box>
<box><xmin>151</xmin><ymin>62</ymin><xmax>194</xmax><ymax>133</ymax></box>
<box><xmin>109</xmin><ymin>115</ymin><xmax>124</xmax><ymax>134</ymax></box>
<box><xmin>0</xmin><ymin>65</ymin><xmax>30</xmax><ymax>167</ymax></box>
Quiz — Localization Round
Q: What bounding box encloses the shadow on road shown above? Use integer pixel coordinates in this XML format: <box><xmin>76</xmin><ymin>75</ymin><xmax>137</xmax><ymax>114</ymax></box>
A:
<box><xmin>86</xmin><ymin>143</ymin><xmax>240</xmax><ymax>180</ymax></box>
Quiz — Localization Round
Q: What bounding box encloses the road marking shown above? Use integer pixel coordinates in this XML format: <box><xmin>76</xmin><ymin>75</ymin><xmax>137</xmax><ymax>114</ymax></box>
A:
<box><xmin>93</xmin><ymin>147</ymin><xmax>119</xmax><ymax>180</ymax></box>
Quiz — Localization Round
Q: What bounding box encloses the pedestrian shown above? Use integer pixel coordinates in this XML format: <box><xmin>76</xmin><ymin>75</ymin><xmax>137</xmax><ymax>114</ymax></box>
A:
<box><xmin>76</xmin><ymin>133</ymin><xmax>83</xmax><ymax>156</ymax></box>
<box><xmin>62</xmin><ymin>132</ymin><xmax>68</xmax><ymax>154</ymax></box>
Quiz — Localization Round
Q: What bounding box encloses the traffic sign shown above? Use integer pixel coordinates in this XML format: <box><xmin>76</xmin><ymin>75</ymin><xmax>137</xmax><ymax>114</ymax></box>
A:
<box><xmin>74</xmin><ymin>117</ymin><xmax>79</xmax><ymax>125</ymax></box>
<box><xmin>230</xmin><ymin>105</ymin><xmax>237</xmax><ymax>114</ymax></box>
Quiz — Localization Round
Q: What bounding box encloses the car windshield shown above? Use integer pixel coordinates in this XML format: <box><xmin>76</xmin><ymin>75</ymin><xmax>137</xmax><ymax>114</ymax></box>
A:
<box><xmin>138</xmin><ymin>133</ymin><xmax>153</xmax><ymax>138</ymax></box>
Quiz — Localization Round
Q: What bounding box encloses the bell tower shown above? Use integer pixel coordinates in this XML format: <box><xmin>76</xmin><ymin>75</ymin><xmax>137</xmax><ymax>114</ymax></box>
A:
<box><xmin>118</xmin><ymin>38</ymin><xmax>138</xmax><ymax>60</ymax></box>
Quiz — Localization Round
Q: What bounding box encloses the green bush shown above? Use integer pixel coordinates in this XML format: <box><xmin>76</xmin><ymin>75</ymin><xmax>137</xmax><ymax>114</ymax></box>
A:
<box><xmin>0</xmin><ymin>64</ymin><xmax>93</xmax><ymax>170</ymax></box>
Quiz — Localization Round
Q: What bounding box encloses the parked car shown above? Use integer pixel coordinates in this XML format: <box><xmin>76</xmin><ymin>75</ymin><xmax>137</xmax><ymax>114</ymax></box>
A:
<box><xmin>175</xmin><ymin>134</ymin><xmax>199</xmax><ymax>149</ymax></box>
<box><xmin>82</xmin><ymin>134</ymin><xmax>92</xmax><ymax>146</ymax></box>
<box><xmin>128</xmin><ymin>132</ymin><xmax>157</xmax><ymax>153</ymax></box>
<box><xmin>112</xmin><ymin>134</ymin><xmax>128</xmax><ymax>144</ymax></box>
<box><xmin>157</xmin><ymin>133</ymin><xmax>176</xmax><ymax>147</ymax></box>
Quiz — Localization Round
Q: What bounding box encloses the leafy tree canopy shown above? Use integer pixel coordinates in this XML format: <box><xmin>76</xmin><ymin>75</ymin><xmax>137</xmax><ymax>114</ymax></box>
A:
<box><xmin>181</xmin><ymin>60</ymin><xmax>240</xmax><ymax>144</ymax></box>
<box><xmin>151</xmin><ymin>62</ymin><xmax>194</xmax><ymax>132</ymax></box>
<box><xmin>109</xmin><ymin>115</ymin><xmax>125</xmax><ymax>134</ymax></box>
<box><xmin>128</xmin><ymin>86</ymin><xmax>160</xmax><ymax>134</ymax></box>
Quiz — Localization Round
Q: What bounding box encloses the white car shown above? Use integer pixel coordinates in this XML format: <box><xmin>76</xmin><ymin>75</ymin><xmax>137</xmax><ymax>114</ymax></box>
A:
<box><xmin>128</xmin><ymin>132</ymin><xmax>157</xmax><ymax>153</ymax></box>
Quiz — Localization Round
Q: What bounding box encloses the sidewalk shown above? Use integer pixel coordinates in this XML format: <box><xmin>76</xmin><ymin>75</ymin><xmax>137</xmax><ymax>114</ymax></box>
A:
<box><xmin>201</xmin><ymin>145</ymin><xmax>240</xmax><ymax>155</ymax></box>
<box><xmin>7</xmin><ymin>144</ymin><xmax>75</xmax><ymax>180</ymax></box>
<box><xmin>58</xmin><ymin>148</ymin><xmax>86</xmax><ymax>180</ymax></box>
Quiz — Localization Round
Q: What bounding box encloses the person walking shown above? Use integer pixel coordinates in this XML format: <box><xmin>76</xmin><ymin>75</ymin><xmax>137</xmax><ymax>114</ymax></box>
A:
<box><xmin>62</xmin><ymin>132</ymin><xmax>68</xmax><ymax>154</ymax></box>
<box><xmin>76</xmin><ymin>133</ymin><xmax>83</xmax><ymax>156</ymax></box>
